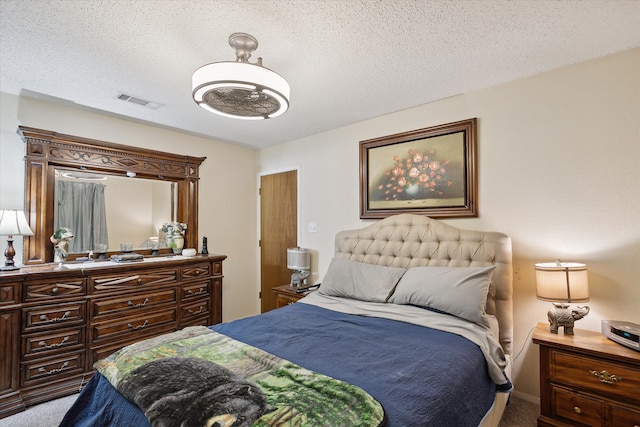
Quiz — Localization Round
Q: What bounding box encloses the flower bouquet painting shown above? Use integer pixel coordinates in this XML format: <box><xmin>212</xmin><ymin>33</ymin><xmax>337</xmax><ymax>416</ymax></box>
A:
<box><xmin>360</xmin><ymin>119</ymin><xmax>477</xmax><ymax>219</ymax></box>
<box><xmin>370</xmin><ymin>146</ymin><xmax>462</xmax><ymax>202</ymax></box>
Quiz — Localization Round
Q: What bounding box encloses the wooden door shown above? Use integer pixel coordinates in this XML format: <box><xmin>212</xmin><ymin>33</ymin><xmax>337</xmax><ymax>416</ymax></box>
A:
<box><xmin>260</xmin><ymin>170</ymin><xmax>297</xmax><ymax>312</ymax></box>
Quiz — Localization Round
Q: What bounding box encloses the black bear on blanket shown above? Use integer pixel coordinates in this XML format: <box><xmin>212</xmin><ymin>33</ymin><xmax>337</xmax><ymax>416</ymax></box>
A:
<box><xmin>118</xmin><ymin>357</ymin><xmax>273</xmax><ymax>427</ymax></box>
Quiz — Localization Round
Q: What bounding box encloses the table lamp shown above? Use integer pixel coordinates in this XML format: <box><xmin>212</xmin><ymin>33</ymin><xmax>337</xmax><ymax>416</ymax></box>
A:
<box><xmin>287</xmin><ymin>247</ymin><xmax>310</xmax><ymax>288</ymax></box>
<box><xmin>0</xmin><ymin>209</ymin><xmax>34</xmax><ymax>271</ymax></box>
<box><xmin>535</xmin><ymin>260</ymin><xmax>589</xmax><ymax>335</ymax></box>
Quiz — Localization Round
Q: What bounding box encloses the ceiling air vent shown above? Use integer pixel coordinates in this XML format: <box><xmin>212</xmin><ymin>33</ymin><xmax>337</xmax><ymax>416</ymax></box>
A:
<box><xmin>117</xmin><ymin>93</ymin><xmax>161</xmax><ymax>109</ymax></box>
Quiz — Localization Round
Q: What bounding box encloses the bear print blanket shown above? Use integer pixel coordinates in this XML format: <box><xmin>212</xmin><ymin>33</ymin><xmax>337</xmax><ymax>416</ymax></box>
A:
<box><xmin>95</xmin><ymin>326</ymin><xmax>385</xmax><ymax>427</ymax></box>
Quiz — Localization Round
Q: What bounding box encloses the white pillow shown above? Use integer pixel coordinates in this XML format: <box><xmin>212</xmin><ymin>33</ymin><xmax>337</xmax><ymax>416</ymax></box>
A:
<box><xmin>318</xmin><ymin>258</ymin><xmax>407</xmax><ymax>303</ymax></box>
<box><xmin>388</xmin><ymin>266</ymin><xmax>496</xmax><ymax>326</ymax></box>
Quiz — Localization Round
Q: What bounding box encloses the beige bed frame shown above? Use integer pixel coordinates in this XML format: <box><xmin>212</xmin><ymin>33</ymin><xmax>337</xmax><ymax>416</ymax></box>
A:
<box><xmin>334</xmin><ymin>214</ymin><xmax>513</xmax><ymax>426</ymax></box>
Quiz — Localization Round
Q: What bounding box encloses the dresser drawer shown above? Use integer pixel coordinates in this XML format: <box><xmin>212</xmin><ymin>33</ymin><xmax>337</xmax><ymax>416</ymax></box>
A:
<box><xmin>21</xmin><ymin>352</ymin><xmax>85</xmax><ymax>387</ymax></box>
<box><xmin>22</xmin><ymin>302</ymin><xmax>85</xmax><ymax>332</ymax></box>
<box><xmin>181</xmin><ymin>281</ymin><xmax>210</xmax><ymax>301</ymax></box>
<box><xmin>90</xmin><ymin>328</ymin><xmax>174</xmax><ymax>364</ymax></box>
<box><xmin>181</xmin><ymin>299</ymin><xmax>210</xmax><ymax>320</ymax></box>
<box><xmin>91</xmin><ymin>288</ymin><xmax>177</xmax><ymax>318</ymax></box>
<box><xmin>24</xmin><ymin>277</ymin><xmax>85</xmax><ymax>301</ymax></box>
<box><xmin>90</xmin><ymin>268</ymin><xmax>177</xmax><ymax>292</ymax></box>
<box><xmin>91</xmin><ymin>308</ymin><xmax>177</xmax><ymax>343</ymax></box>
<box><xmin>552</xmin><ymin>351</ymin><xmax>640</xmax><ymax>403</ymax></box>
<box><xmin>182</xmin><ymin>263</ymin><xmax>210</xmax><ymax>280</ymax></box>
<box><xmin>552</xmin><ymin>385</ymin><xmax>603</xmax><ymax>427</ymax></box>
<box><xmin>22</xmin><ymin>327</ymin><xmax>85</xmax><ymax>358</ymax></box>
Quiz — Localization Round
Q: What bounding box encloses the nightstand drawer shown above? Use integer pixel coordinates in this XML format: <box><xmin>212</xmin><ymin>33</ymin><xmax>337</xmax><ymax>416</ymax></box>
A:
<box><xmin>552</xmin><ymin>351</ymin><xmax>640</xmax><ymax>402</ymax></box>
<box><xmin>275</xmin><ymin>293</ymin><xmax>298</xmax><ymax>307</ymax></box>
<box><xmin>272</xmin><ymin>285</ymin><xmax>312</xmax><ymax>308</ymax></box>
<box><xmin>552</xmin><ymin>386</ymin><xmax>603</xmax><ymax>427</ymax></box>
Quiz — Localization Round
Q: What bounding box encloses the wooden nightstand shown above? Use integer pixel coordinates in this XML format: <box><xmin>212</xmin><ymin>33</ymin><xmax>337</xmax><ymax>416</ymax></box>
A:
<box><xmin>272</xmin><ymin>285</ymin><xmax>315</xmax><ymax>308</ymax></box>
<box><xmin>532</xmin><ymin>322</ymin><xmax>640</xmax><ymax>427</ymax></box>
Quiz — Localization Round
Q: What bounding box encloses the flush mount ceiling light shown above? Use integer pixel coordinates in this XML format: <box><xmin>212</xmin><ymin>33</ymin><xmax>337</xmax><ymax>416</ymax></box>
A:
<box><xmin>192</xmin><ymin>32</ymin><xmax>290</xmax><ymax>120</ymax></box>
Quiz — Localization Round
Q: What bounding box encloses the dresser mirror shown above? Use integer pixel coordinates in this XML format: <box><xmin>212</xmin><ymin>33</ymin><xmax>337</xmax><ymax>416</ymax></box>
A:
<box><xmin>20</xmin><ymin>126</ymin><xmax>205</xmax><ymax>264</ymax></box>
<box><xmin>54</xmin><ymin>168</ymin><xmax>177</xmax><ymax>254</ymax></box>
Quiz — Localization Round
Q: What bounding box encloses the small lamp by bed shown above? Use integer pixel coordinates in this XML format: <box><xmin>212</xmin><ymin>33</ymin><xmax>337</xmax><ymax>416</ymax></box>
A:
<box><xmin>287</xmin><ymin>247</ymin><xmax>310</xmax><ymax>288</ymax></box>
<box><xmin>535</xmin><ymin>260</ymin><xmax>590</xmax><ymax>335</ymax></box>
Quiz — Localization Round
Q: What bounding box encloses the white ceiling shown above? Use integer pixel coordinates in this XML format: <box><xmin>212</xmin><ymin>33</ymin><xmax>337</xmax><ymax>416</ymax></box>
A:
<box><xmin>1</xmin><ymin>1</ymin><xmax>639</xmax><ymax>150</ymax></box>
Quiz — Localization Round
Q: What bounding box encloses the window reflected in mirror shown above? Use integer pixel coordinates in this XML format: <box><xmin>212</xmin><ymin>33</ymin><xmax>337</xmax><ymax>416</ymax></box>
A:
<box><xmin>54</xmin><ymin>169</ymin><xmax>177</xmax><ymax>254</ymax></box>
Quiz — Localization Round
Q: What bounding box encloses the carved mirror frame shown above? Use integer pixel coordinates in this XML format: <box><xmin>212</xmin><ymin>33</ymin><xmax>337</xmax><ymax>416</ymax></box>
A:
<box><xmin>19</xmin><ymin>126</ymin><xmax>205</xmax><ymax>264</ymax></box>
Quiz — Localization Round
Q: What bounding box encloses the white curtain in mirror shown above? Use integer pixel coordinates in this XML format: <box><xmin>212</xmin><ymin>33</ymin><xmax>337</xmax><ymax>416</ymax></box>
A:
<box><xmin>54</xmin><ymin>181</ymin><xmax>109</xmax><ymax>253</ymax></box>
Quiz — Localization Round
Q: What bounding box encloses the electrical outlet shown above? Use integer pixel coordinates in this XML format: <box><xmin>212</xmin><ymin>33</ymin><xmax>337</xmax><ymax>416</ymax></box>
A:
<box><xmin>308</xmin><ymin>222</ymin><xmax>317</xmax><ymax>233</ymax></box>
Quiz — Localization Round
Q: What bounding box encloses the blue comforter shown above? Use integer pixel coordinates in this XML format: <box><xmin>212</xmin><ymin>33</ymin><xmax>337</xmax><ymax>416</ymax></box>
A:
<box><xmin>60</xmin><ymin>302</ymin><xmax>502</xmax><ymax>426</ymax></box>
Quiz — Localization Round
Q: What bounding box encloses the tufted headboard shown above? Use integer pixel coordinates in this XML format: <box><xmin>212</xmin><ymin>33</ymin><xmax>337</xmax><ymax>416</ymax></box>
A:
<box><xmin>334</xmin><ymin>214</ymin><xmax>513</xmax><ymax>355</ymax></box>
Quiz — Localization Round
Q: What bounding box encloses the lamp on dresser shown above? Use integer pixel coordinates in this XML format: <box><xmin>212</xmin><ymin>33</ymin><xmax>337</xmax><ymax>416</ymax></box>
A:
<box><xmin>0</xmin><ymin>209</ymin><xmax>34</xmax><ymax>271</ymax></box>
<box><xmin>535</xmin><ymin>260</ymin><xmax>590</xmax><ymax>335</ymax></box>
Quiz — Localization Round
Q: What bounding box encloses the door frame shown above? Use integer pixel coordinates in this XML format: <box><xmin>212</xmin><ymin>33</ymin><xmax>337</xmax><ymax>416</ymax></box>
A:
<box><xmin>256</xmin><ymin>166</ymin><xmax>301</xmax><ymax>311</ymax></box>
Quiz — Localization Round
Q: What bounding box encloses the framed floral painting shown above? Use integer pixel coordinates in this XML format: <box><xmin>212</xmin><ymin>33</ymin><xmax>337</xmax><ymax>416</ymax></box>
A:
<box><xmin>359</xmin><ymin>118</ymin><xmax>477</xmax><ymax>219</ymax></box>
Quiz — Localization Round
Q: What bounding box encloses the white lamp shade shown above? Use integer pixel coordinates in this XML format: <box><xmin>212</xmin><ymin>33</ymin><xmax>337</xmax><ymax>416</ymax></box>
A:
<box><xmin>535</xmin><ymin>262</ymin><xmax>589</xmax><ymax>302</ymax></box>
<box><xmin>287</xmin><ymin>247</ymin><xmax>310</xmax><ymax>270</ymax></box>
<box><xmin>0</xmin><ymin>210</ymin><xmax>34</xmax><ymax>236</ymax></box>
<box><xmin>192</xmin><ymin>61</ymin><xmax>290</xmax><ymax>120</ymax></box>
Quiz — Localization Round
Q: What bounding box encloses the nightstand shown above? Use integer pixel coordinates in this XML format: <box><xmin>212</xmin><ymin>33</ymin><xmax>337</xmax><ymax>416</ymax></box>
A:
<box><xmin>532</xmin><ymin>322</ymin><xmax>640</xmax><ymax>427</ymax></box>
<box><xmin>272</xmin><ymin>284</ymin><xmax>315</xmax><ymax>308</ymax></box>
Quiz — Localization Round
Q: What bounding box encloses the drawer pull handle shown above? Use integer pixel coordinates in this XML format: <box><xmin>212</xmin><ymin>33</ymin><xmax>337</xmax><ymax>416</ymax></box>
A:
<box><xmin>127</xmin><ymin>320</ymin><xmax>149</xmax><ymax>330</ymax></box>
<box><xmin>127</xmin><ymin>298</ymin><xmax>149</xmax><ymax>308</ymax></box>
<box><xmin>589</xmin><ymin>369</ymin><xmax>622</xmax><ymax>384</ymax></box>
<box><xmin>51</xmin><ymin>286</ymin><xmax>59</xmax><ymax>294</ymax></box>
<box><xmin>188</xmin><ymin>305</ymin><xmax>206</xmax><ymax>315</ymax></box>
<box><xmin>38</xmin><ymin>336</ymin><xmax>69</xmax><ymax>349</ymax></box>
<box><xmin>574</xmin><ymin>406</ymin><xmax>582</xmax><ymax>414</ymax></box>
<box><xmin>187</xmin><ymin>288</ymin><xmax>205</xmax><ymax>296</ymax></box>
<box><xmin>137</xmin><ymin>278</ymin><xmax>142</xmax><ymax>284</ymax></box>
<box><xmin>38</xmin><ymin>361</ymin><xmax>69</xmax><ymax>375</ymax></box>
<box><xmin>39</xmin><ymin>311</ymin><xmax>71</xmax><ymax>323</ymax></box>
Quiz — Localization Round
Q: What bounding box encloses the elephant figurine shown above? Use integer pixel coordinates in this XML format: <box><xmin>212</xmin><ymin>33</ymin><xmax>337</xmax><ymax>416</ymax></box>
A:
<box><xmin>547</xmin><ymin>303</ymin><xmax>590</xmax><ymax>335</ymax></box>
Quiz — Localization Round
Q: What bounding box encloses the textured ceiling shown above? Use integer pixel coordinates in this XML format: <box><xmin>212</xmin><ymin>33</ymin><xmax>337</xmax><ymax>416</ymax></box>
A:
<box><xmin>1</xmin><ymin>0</ymin><xmax>639</xmax><ymax>149</ymax></box>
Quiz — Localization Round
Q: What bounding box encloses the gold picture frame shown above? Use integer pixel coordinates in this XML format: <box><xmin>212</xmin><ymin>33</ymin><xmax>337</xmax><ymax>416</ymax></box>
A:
<box><xmin>360</xmin><ymin>118</ymin><xmax>477</xmax><ymax>219</ymax></box>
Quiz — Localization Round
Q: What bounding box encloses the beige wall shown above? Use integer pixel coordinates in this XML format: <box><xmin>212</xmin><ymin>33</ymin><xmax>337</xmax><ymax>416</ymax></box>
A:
<box><xmin>258</xmin><ymin>48</ymin><xmax>640</xmax><ymax>401</ymax></box>
<box><xmin>0</xmin><ymin>93</ymin><xmax>260</xmax><ymax>321</ymax></box>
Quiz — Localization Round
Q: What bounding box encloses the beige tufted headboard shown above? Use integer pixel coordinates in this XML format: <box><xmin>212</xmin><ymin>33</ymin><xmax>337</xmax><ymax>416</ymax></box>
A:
<box><xmin>334</xmin><ymin>214</ymin><xmax>513</xmax><ymax>355</ymax></box>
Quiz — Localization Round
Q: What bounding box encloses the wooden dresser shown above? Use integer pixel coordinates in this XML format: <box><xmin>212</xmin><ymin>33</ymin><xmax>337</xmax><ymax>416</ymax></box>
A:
<box><xmin>0</xmin><ymin>254</ymin><xmax>225</xmax><ymax>419</ymax></box>
<box><xmin>533</xmin><ymin>322</ymin><xmax>640</xmax><ymax>427</ymax></box>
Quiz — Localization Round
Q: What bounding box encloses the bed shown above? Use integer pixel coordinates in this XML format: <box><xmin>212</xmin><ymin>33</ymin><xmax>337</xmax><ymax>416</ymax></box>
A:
<box><xmin>60</xmin><ymin>214</ymin><xmax>513</xmax><ymax>427</ymax></box>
